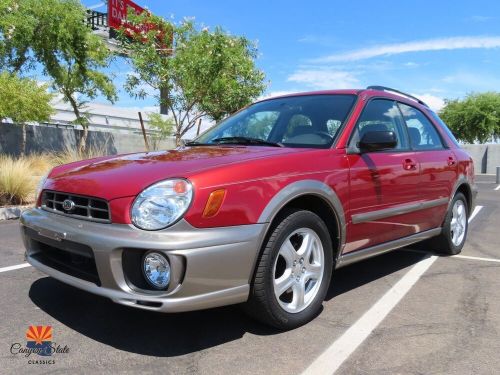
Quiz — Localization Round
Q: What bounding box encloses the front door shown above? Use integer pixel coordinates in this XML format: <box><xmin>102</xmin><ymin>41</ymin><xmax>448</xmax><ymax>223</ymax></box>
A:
<box><xmin>345</xmin><ymin>99</ymin><xmax>421</xmax><ymax>253</ymax></box>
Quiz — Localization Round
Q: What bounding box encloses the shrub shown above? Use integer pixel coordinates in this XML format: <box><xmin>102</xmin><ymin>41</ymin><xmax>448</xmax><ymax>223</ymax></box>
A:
<box><xmin>51</xmin><ymin>146</ymin><xmax>108</xmax><ymax>165</ymax></box>
<box><xmin>0</xmin><ymin>148</ymin><xmax>109</xmax><ymax>206</ymax></box>
<box><xmin>25</xmin><ymin>153</ymin><xmax>56</xmax><ymax>176</ymax></box>
<box><xmin>0</xmin><ymin>156</ymin><xmax>38</xmax><ymax>205</ymax></box>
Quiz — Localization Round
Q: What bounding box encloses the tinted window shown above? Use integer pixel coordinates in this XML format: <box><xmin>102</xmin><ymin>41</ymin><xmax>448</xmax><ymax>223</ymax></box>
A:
<box><xmin>351</xmin><ymin>99</ymin><xmax>409</xmax><ymax>150</ymax></box>
<box><xmin>216</xmin><ymin>111</ymin><xmax>279</xmax><ymax>140</ymax></box>
<box><xmin>196</xmin><ymin>95</ymin><xmax>356</xmax><ymax>148</ymax></box>
<box><xmin>398</xmin><ymin>103</ymin><xmax>444</xmax><ymax>150</ymax></box>
<box><xmin>326</xmin><ymin>119</ymin><xmax>342</xmax><ymax>137</ymax></box>
<box><xmin>428</xmin><ymin>111</ymin><xmax>460</xmax><ymax>147</ymax></box>
<box><xmin>283</xmin><ymin>114</ymin><xmax>312</xmax><ymax>141</ymax></box>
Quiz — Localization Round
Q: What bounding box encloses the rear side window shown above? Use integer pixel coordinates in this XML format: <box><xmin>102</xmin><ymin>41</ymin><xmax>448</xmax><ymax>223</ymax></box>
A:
<box><xmin>351</xmin><ymin>99</ymin><xmax>409</xmax><ymax>150</ymax></box>
<box><xmin>428</xmin><ymin>111</ymin><xmax>461</xmax><ymax>147</ymax></box>
<box><xmin>398</xmin><ymin>103</ymin><xmax>444</xmax><ymax>150</ymax></box>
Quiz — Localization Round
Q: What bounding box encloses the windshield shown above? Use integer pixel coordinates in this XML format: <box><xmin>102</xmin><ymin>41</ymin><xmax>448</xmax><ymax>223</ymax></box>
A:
<box><xmin>194</xmin><ymin>94</ymin><xmax>357</xmax><ymax>148</ymax></box>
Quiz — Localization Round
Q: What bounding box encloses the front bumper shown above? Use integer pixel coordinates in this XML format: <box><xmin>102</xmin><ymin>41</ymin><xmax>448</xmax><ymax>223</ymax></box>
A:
<box><xmin>20</xmin><ymin>208</ymin><xmax>267</xmax><ymax>312</ymax></box>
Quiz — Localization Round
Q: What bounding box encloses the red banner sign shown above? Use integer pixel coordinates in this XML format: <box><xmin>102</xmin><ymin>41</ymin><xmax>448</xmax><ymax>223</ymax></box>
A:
<box><xmin>107</xmin><ymin>0</ymin><xmax>173</xmax><ymax>55</ymax></box>
<box><xmin>108</xmin><ymin>0</ymin><xmax>146</xmax><ymax>30</ymax></box>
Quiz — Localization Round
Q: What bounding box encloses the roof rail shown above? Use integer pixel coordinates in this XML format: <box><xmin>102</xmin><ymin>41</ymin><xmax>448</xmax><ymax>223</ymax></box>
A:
<box><xmin>366</xmin><ymin>85</ymin><xmax>428</xmax><ymax>108</ymax></box>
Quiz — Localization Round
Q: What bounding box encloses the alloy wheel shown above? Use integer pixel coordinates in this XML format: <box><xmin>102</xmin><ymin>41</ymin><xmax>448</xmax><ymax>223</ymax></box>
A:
<box><xmin>450</xmin><ymin>200</ymin><xmax>467</xmax><ymax>246</ymax></box>
<box><xmin>272</xmin><ymin>228</ymin><xmax>325</xmax><ymax>313</ymax></box>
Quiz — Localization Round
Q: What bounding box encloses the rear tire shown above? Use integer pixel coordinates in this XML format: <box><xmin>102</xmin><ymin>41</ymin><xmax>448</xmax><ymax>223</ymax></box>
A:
<box><xmin>431</xmin><ymin>193</ymin><xmax>468</xmax><ymax>255</ymax></box>
<box><xmin>244</xmin><ymin>209</ymin><xmax>333</xmax><ymax>330</ymax></box>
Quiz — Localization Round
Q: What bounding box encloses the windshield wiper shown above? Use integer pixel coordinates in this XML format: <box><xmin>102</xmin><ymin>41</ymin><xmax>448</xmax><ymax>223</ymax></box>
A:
<box><xmin>210</xmin><ymin>136</ymin><xmax>284</xmax><ymax>147</ymax></box>
<box><xmin>184</xmin><ymin>140</ymin><xmax>209</xmax><ymax>146</ymax></box>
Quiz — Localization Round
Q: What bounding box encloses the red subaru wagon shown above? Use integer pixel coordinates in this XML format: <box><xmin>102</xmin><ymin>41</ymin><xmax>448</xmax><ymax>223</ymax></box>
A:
<box><xmin>21</xmin><ymin>86</ymin><xmax>477</xmax><ymax>329</ymax></box>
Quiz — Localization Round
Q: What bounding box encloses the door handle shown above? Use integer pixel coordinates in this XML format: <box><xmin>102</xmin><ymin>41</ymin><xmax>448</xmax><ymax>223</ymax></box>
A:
<box><xmin>403</xmin><ymin>158</ymin><xmax>417</xmax><ymax>171</ymax></box>
<box><xmin>447</xmin><ymin>157</ymin><xmax>456</xmax><ymax>166</ymax></box>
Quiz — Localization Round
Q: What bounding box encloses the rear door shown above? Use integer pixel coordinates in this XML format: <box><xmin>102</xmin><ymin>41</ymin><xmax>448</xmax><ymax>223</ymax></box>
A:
<box><xmin>345</xmin><ymin>99</ymin><xmax>421</xmax><ymax>253</ymax></box>
<box><xmin>398</xmin><ymin>102</ymin><xmax>458</xmax><ymax>230</ymax></box>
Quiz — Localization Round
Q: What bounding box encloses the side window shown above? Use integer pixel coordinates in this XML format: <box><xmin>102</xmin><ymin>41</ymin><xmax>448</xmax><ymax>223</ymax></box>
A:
<box><xmin>428</xmin><ymin>111</ymin><xmax>460</xmax><ymax>147</ymax></box>
<box><xmin>398</xmin><ymin>103</ymin><xmax>444</xmax><ymax>150</ymax></box>
<box><xmin>351</xmin><ymin>99</ymin><xmax>408</xmax><ymax>150</ymax></box>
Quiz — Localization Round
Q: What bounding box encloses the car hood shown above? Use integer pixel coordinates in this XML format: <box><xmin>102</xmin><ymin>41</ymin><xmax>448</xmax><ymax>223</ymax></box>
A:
<box><xmin>45</xmin><ymin>146</ymin><xmax>300</xmax><ymax>200</ymax></box>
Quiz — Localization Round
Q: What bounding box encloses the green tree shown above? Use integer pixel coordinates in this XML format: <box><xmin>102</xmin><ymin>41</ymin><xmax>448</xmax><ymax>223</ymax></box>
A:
<box><xmin>0</xmin><ymin>0</ymin><xmax>117</xmax><ymax>153</ymax></box>
<box><xmin>439</xmin><ymin>92</ymin><xmax>500</xmax><ymax>143</ymax></box>
<box><xmin>119</xmin><ymin>13</ymin><xmax>266</xmax><ymax>145</ymax></box>
<box><xmin>147</xmin><ymin>112</ymin><xmax>174</xmax><ymax>150</ymax></box>
<box><xmin>0</xmin><ymin>72</ymin><xmax>54</xmax><ymax>155</ymax></box>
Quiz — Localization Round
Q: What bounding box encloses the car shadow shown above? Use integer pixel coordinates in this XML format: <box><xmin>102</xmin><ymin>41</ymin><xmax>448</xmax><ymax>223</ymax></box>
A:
<box><xmin>326</xmin><ymin>248</ymin><xmax>429</xmax><ymax>300</ymax></box>
<box><xmin>29</xmin><ymin>248</ymin><xmax>430</xmax><ymax>357</ymax></box>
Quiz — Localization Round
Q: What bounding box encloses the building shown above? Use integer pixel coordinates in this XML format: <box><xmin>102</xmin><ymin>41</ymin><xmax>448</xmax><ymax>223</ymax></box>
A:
<box><xmin>49</xmin><ymin>98</ymin><xmax>159</xmax><ymax>135</ymax></box>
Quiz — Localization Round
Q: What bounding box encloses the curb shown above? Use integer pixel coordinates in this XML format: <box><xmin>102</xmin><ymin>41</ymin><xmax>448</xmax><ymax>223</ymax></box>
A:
<box><xmin>0</xmin><ymin>205</ymin><xmax>32</xmax><ymax>220</ymax></box>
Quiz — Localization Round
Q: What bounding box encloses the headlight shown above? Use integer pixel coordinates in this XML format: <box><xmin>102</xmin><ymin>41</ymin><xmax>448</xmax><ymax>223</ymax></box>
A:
<box><xmin>35</xmin><ymin>171</ymin><xmax>50</xmax><ymax>205</ymax></box>
<box><xmin>131</xmin><ymin>179</ymin><xmax>193</xmax><ymax>230</ymax></box>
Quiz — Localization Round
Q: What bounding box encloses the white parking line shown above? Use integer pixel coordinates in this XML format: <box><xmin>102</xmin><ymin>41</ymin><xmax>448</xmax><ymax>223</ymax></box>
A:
<box><xmin>468</xmin><ymin>205</ymin><xmax>483</xmax><ymax>222</ymax></box>
<box><xmin>405</xmin><ymin>249</ymin><xmax>500</xmax><ymax>264</ymax></box>
<box><xmin>452</xmin><ymin>254</ymin><xmax>500</xmax><ymax>263</ymax></box>
<box><xmin>303</xmin><ymin>203</ymin><xmax>484</xmax><ymax>375</ymax></box>
<box><xmin>495</xmin><ymin>185</ymin><xmax>500</xmax><ymax>191</ymax></box>
<box><xmin>302</xmin><ymin>255</ymin><xmax>438</xmax><ymax>375</ymax></box>
<box><xmin>0</xmin><ymin>262</ymin><xmax>31</xmax><ymax>273</ymax></box>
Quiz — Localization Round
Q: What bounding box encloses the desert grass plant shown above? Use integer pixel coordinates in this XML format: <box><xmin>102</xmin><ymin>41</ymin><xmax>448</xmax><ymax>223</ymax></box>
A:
<box><xmin>0</xmin><ymin>147</ymin><xmax>110</xmax><ymax>206</ymax></box>
<box><xmin>0</xmin><ymin>156</ymin><xmax>38</xmax><ymax>205</ymax></box>
<box><xmin>25</xmin><ymin>153</ymin><xmax>56</xmax><ymax>176</ymax></box>
<box><xmin>51</xmin><ymin>145</ymin><xmax>109</xmax><ymax>165</ymax></box>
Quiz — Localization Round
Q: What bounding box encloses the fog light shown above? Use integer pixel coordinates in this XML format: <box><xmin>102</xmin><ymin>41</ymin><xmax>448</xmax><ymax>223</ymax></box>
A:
<box><xmin>142</xmin><ymin>252</ymin><xmax>170</xmax><ymax>289</ymax></box>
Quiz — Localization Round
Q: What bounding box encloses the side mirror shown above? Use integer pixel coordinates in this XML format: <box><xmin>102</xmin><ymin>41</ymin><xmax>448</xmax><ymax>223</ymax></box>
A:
<box><xmin>358</xmin><ymin>131</ymin><xmax>397</xmax><ymax>152</ymax></box>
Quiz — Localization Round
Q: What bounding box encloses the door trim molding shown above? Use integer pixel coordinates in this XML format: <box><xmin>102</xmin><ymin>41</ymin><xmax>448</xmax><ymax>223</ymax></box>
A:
<box><xmin>336</xmin><ymin>227</ymin><xmax>441</xmax><ymax>268</ymax></box>
<box><xmin>351</xmin><ymin>197</ymin><xmax>448</xmax><ymax>224</ymax></box>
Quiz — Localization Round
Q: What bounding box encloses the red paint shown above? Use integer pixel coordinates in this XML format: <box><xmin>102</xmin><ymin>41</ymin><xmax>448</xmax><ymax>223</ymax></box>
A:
<box><xmin>42</xmin><ymin>89</ymin><xmax>474</xmax><ymax>253</ymax></box>
<box><xmin>345</xmin><ymin>151</ymin><xmax>422</xmax><ymax>251</ymax></box>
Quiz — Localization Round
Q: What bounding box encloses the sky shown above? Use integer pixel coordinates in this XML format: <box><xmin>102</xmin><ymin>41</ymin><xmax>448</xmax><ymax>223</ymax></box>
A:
<box><xmin>84</xmin><ymin>0</ymin><xmax>500</xmax><ymax>112</ymax></box>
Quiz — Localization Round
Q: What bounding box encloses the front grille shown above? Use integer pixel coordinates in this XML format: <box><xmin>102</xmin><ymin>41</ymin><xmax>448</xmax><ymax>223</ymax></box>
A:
<box><xmin>25</xmin><ymin>227</ymin><xmax>101</xmax><ymax>285</ymax></box>
<box><xmin>42</xmin><ymin>190</ymin><xmax>111</xmax><ymax>223</ymax></box>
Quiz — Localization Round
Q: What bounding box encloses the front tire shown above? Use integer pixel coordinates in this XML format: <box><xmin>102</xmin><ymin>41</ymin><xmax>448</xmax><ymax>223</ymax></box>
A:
<box><xmin>433</xmin><ymin>193</ymin><xmax>469</xmax><ymax>255</ymax></box>
<box><xmin>244</xmin><ymin>209</ymin><xmax>333</xmax><ymax>330</ymax></box>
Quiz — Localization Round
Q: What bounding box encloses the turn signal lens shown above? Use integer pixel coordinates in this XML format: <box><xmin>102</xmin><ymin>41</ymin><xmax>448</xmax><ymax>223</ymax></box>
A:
<box><xmin>202</xmin><ymin>189</ymin><xmax>226</xmax><ymax>218</ymax></box>
<box><xmin>173</xmin><ymin>180</ymin><xmax>188</xmax><ymax>194</ymax></box>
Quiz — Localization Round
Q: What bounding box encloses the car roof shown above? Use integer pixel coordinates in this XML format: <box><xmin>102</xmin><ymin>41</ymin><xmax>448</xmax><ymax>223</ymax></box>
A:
<box><xmin>257</xmin><ymin>89</ymin><xmax>361</xmax><ymax>102</ymax></box>
<box><xmin>257</xmin><ymin>88</ymin><xmax>431</xmax><ymax>112</ymax></box>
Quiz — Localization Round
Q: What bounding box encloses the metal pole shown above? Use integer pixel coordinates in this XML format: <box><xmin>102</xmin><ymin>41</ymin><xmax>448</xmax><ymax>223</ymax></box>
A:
<box><xmin>196</xmin><ymin>118</ymin><xmax>202</xmax><ymax>136</ymax></box>
<box><xmin>160</xmin><ymin>87</ymin><xmax>169</xmax><ymax>115</ymax></box>
<box><xmin>496</xmin><ymin>166</ymin><xmax>500</xmax><ymax>184</ymax></box>
<box><xmin>138</xmin><ymin>112</ymin><xmax>150</xmax><ymax>152</ymax></box>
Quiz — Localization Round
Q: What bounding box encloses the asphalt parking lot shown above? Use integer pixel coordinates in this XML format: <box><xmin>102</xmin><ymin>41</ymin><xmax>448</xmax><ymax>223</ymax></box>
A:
<box><xmin>1</xmin><ymin>175</ymin><xmax>499</xmax><ymax>375</ymax></box>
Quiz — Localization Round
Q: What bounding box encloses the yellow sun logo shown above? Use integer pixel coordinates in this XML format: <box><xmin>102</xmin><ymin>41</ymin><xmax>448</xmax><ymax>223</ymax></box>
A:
<box><xmin>26</xmin><ymin>326</ymin><xmax>52</xmax><ymax>345</ymax></box>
